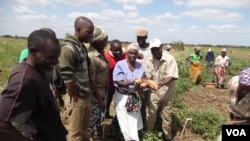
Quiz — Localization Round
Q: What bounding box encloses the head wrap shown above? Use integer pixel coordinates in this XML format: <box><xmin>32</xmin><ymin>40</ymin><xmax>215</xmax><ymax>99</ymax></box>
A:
<box><xmin>221</xmin><ymin>48</ymin><xmax>227</xmax><ymax>52</ymax></box>
<box><xmin>90</xmin><ymin>25</ymin><xmax>107</xmax><ymax>44</ymax></box>
<box><xmin>239</xmin><ymin>68</ymin><xmax>250</xmax><ymax>86</ymax></box>
<box><xmin>127</xmin><ymin>43</ymin><xmax>139</xmax><ymax>51</ymax></box>
<box><xmin>194</xmin><ymin>46</ymin><xmax>201</xmax><ymax>51</ymax></box>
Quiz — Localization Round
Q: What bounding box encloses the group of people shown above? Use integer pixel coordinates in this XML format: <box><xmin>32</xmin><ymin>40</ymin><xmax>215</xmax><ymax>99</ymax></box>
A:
<box><xmin>186</xmin><ymin>47</ymin><xmax>231</xmax><ymax>88</ymax></box>
<box><xmin>0</xmin><ymin>15</ymin><xmax>249</xmax><ymax>141</ymax></box>
<box><xmin>0</xmin><ymin>16</ymin><xmax>178</xmax><ymax>141</ymax></box>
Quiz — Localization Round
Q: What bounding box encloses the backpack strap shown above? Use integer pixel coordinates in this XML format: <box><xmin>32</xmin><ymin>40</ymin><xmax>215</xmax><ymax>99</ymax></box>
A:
<box><xmin>62</xmin><ymin>40</ymin><xmax>90</xmax><ymax>69</ymax></box>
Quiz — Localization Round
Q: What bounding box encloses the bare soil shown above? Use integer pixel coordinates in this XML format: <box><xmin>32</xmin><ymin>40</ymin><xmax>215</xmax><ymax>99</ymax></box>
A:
<box><xmin>97</xmin><ymin>86</ymin><xmax>229</xmax><ymax>141</ymax></box>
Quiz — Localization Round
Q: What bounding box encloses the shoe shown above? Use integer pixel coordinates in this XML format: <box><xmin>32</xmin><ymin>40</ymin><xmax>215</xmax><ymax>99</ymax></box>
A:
<box><xmin>220</xmin><ymin>83</ymin><xmax>224</xmax><ymax>88</ymax></box>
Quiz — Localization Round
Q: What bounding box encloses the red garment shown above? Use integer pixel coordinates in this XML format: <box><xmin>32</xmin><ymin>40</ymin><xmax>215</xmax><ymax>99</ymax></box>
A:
<box><xmin>105</xmin><ymin>50</ymin><xmax>126</xmax><ymax>89</ymax></box>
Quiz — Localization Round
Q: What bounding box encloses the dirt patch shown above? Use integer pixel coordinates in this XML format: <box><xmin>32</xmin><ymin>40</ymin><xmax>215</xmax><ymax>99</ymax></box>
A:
<box><xmin>75</xmin><ymin>86</ymin><xmax>230</xmax><ymax>141</ymax></box>
<box><xmin>183</xmin><ymin>86</ymin><xmax>230</xmax><ymax>118</ymax></box>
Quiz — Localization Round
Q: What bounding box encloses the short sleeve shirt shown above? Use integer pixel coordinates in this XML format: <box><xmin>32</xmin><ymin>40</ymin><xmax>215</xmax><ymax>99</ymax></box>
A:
<box><xmin>190</xmin><ymin>53</ymin><xmax>202</xmax><ymax>63</ymax></box>
<box><xmin>145</xmin><ymin>52</ymin><xmax>179</xmax><ymax>100</ymax></box>
<box><xmin>215</xmin><ymin>55</ymin><xmax>230</xmax><ymax>67</ymax></box>
<box><xmin>19</xmin><ymin>48</ymin><xmax>29</xmax><ymax>63</ymax></box>
<box><xmin>113</xmin><ymin>59</ymin><xmax>145</xmax><ymax>90</ymax></box>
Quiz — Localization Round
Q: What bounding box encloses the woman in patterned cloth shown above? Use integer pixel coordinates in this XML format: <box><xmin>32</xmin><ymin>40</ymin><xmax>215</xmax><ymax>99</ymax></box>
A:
<box><xmin>87</xmin><ymin>25</ymin><xmax>109</xmax><ymax>141</ymax></box>
<box><xmin>226</xmin><ymin>67</ymin><xmax>250</xmax><ymax>125</ymax></box>
<box><xmin>213</xmin><ymin>48</ymin><xmax>230</xmax><ymax>88</ymax></box>
<box><xmin>113</xmin><ymin>43</ymin><xmax>145</xmax><ymax>141</ymax></box>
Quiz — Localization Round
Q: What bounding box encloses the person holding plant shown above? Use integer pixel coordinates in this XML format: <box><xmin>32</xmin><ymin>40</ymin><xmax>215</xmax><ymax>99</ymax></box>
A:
<box><xmin>145</xmin><ymin>38</ymin><xmax>179</xmax><ymax>141</ymax></box>
<box><xmin>185</xmin><ymin>46</ymin><xmax>203</xmax><ymax>85</ymax></box>
<box><xmin>113</xmin><ymin>43</ymin><xmax>145</xmax><ymax>141</ymax></box>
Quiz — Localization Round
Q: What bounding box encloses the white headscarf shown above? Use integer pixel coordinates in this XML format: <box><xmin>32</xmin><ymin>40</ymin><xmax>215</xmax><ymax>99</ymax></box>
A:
<box><xmin>126</xmin><ymin>43</ymin><xmax>139</xmax><ymax>51</ymax></box>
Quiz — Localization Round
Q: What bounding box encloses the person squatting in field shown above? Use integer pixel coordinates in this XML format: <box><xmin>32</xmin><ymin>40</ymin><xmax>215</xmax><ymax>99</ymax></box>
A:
<box><xmin>227</xmin><ymin>67</ymin><xmax>250</xmax><ymax>125</ymax></box>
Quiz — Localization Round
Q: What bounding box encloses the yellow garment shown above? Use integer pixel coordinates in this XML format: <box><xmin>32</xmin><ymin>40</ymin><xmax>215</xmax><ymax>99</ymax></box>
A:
<box><xmin>189</xmin><ymin>63</ymin><xmax>202</xmax><ymax>83</ymax></box>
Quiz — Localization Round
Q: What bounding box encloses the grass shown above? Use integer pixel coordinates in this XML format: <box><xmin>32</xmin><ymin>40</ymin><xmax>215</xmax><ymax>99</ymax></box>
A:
<box><xmin>1</xmin><ymin>37</ymin><xmax>250</xmax><ymax>140</ymax></box>
<box><xmin>0</xmin><ymin>38</ymin><xmax>27</xmax><ymax>89</ymax></box>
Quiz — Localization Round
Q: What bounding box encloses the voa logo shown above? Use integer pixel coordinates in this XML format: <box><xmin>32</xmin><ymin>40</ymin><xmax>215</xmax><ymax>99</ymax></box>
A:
<box><xmin>226</xmin><ymin>129</ymin><xmax>246</xmax><ymax>136</ymax></box>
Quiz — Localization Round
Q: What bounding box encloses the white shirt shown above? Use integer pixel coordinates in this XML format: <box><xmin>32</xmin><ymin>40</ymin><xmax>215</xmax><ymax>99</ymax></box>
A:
<box><xmin>215</xmin><ymin>55</ymin><xmax>229</xmax><ymax>67</ymax></box>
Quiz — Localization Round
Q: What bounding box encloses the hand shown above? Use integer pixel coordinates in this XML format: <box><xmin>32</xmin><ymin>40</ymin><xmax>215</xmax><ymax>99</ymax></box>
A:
<box><xmin>158</xmin><ymin>82</ymin><xmax>163</xmax><ymax>88</ymax></box>
<box><xmin>72</xmin><ymin>95</ymin><xmax>79</xmax><ymax>104</ymax></box>
<box><xmin>138</xmin><ymin>53</ymin><xmax>144</xmax><ymax>59</ymax></box>
<box><xmin>98</xmin><ymin>99</ymin><xmax>106</xmax><ymax>111</ymax></box>
<box><xmin>225</xmin><ymin>120</ymin><xmax>234</xmax><ymax>125</ymax></box>
<box><xmin>58</xmin><ymin>97</ymin><xmax>64</xmax><ymax>107</ymax></box>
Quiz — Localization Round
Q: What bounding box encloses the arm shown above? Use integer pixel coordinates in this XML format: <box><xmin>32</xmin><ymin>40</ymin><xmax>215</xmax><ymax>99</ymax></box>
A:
<box><xmin>88</xmin><ymin>52</ymin><xmax>106</xmax><ymax>110</ymax></box>
<box><xmin>92</xmin><ymin>81</ymin><xmax>106</xmax><ymax>111</ymax></box>
<box><xmin>116</xmin><ymin>80</ymin><xmax>134</xmax><ymax>87</ymax></box>
<box><xmin>0</xmin><ymin>120</ymin><xmax>32</xmax><ymax>141</ymax></box>
<box><xmin>59</xmin><ymin>47</ymin><xmax>79</xmax><ymax>102</ymax></box>
<box><xmin>159</xmin><ymin>56</ymin><xmax>179</xmax><ymax>87</ymax></box>
<box><xmin>225</xmin><ymin>119</ymin><xmax>250</xmax><ymax>125</ymax></box>
<box><xmin>64</xmin><ymin>82</ymin><xmax>79</xmax><ymax>102</ymax></box>
<box><xmin>0</xmin><ymin>70</ymin><xmax>36</xmax><ymax>140</ymax></box>
<box><xmin>200</xmin><ymin>55</ymin><xmax>203</xmax><ymax>61</ymax></box>
<box><xmin>185</xmin><ymin>56</ymin><xmax>193</xmax><ymax>64</ymax></box>
<box><xmin>158</xmin><ymin>77</ymin><xmax>176</xmax><ymax>88</ymax></box>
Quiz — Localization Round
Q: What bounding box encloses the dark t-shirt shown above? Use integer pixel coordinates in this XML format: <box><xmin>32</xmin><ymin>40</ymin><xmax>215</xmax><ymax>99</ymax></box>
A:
<box><xmin>0</xmin><ymin>62</ymin><xmax>67</xmax><ymax>141</ymax></box>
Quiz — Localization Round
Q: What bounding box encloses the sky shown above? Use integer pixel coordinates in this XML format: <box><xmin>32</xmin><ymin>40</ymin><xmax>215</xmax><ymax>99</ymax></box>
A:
<box><xmin>0</xmin><ymin>0</ymin><xmax>250</xmax><ymax>46</ymax></box>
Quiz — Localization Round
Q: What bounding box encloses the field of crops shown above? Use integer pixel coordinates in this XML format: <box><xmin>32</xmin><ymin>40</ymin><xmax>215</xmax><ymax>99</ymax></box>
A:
<box><xmin>0</xmin><ymin>37</ymin><xmax>249</xmax><ymax>140</ymax></box>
